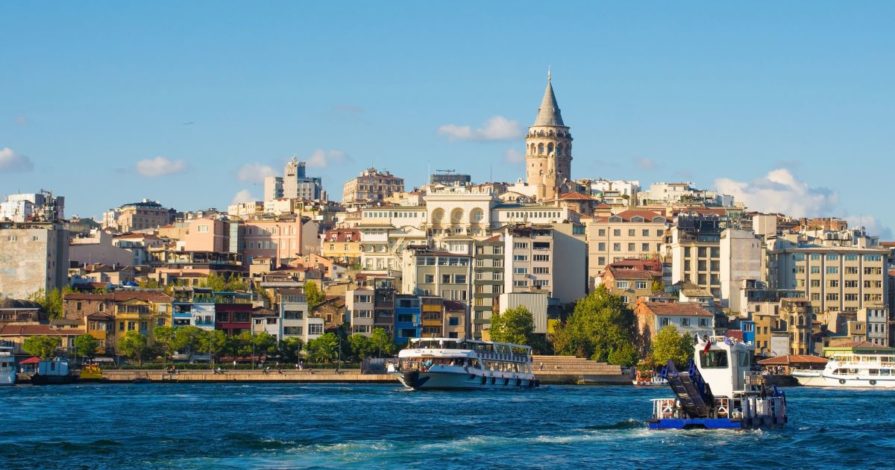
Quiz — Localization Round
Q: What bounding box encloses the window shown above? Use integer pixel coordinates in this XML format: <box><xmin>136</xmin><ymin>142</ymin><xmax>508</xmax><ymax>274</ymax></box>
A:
<box><xmin>642</xmin><ymin>229</ymin><xmax>649</xmax><ymax>237</ymax></box>
<box><xmin>598</xmin><ymin>229</ymin><xmax>606</xmax><ymax>236</ymax></box>
<box><xmin>612</xmin><ymin>243</ymin><xmax>621</xmax><ymax>252</ymax></box>
<box><xmin>681</xmin><ymin>318</ymin><xmax>690</xmax><ymax>327</ymax></box>
<box><xmin>533</xmin><ymin>254</ymin><xmax>549</xmax><ymax>262</ymax></box>
<box><xmin>533</xmin><ymin>267</ymin><xmax>549</xmax><ymax>274</ymax></box>
<box><xmin>284</xmin><ymin>326</ymin><xmax>303</xmax><ymax>336</ymax></box>
<box><xmin>598</xmin><ymin>242</ymin><xmax>606</xmax><ymax>251</ymax></box>
<box><xmin>699</xmin><ymin>350</ymin><xmax>729</xmax><ymax>368</ymax></box>
<box><xmin>197</xmin><ymin>224</ymin><xmax>209</xmax><ymax>233</ymax></box>
<box><xmin>627</xmin><ymin>243</ymin><xmax>635</xmax><ymax>251</ymax></box>
<box><xmin>442</xmin><ymin>274</ymin><xmax>451</xmax><ymax>284</ymax></box>
<box><xmin>660</xmin><ymin>318</ymin><xmax>669</xmax><ymax>327</ymax></box>
<box><xmin>635</xmin><ymin>281</ymin><xmax>647</xmax><ymax>290</ymax></box>
<box><xmin>513</xmin><ymin>255</ymin><xmax>528</xmax><ymax>261</ymax></box>
<box><xmin>641</xmin><ymin>243</ymin><xmax>649</xmax><ymax>251</ymax></box>
<box><xmin>826</xmin><ymin>266</ymin><xmax>839</xmax><ymax>274</ymax></box>
<box><xmin>448</xmin><ymin>316</ymin><xmax>460</xmax><ymax>326</ymax></box>
<box><xmin>424</xmin><ymin>274</ymin><xmax>434</xmax><ymax>283</ymax></box>
<box><xmin>455</xmin><ymin>275</ymin><xmax>467</xmax><ymax>284</ymax></box>
<box><xmin>284</xmin><ymin>310</ymin><xmax>304</xmax><ymax>320</ymax></box>
<box><xmin>613</xmin><ymin>229</ymin><xmax>621</xmax><ymax>236</ymax></box>
<box><xmin>616</xmin><ymin>281</ymin><xmax>629</xmax><ymax>289</ymax></box>
<box><xmin>628</xmin><ymin>229</ymin><xmax>635</xmax><ymax>237</ymax></box>
<box><xmin>514</xmin><ymin>267</ymin><xmax>528</xmax><ymax>275</ymax></box>
<box><xmin>826</xmin><ymin>254</ymin><xmax>838</xmax><ymax>261</ymax></box>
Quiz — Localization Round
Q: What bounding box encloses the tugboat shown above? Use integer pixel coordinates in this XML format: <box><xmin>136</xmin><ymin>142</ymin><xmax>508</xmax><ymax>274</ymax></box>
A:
<box><xmin>394</xmin><ymin>338</ymin><xmax>538</xmax><ymax>390</ymax></box>
<box><xmin>648</xmin><ymin>336</ymin><xmax>787</xmax><ymax>430</ymax></box>
<box><xmin>31</xmin><ymin>357</ymin><xmax>78</xmax><ymax>385</ymax></box>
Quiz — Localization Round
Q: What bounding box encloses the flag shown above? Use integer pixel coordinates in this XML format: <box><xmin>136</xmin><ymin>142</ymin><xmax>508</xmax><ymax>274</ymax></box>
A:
<box><xmin>703</xmin><ymin>338</ymin><xmax>712</xmax><ymax>353</ymax></box>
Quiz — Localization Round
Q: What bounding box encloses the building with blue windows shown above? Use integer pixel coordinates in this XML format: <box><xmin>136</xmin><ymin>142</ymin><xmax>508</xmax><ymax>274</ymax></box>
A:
<box><xmin>394</xmin><ymin>294</ymin><xmax>421</xmax><ymax>345</ymax></box>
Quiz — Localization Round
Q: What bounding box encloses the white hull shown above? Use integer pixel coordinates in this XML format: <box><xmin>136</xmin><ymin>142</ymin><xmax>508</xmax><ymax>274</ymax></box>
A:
<box><xmin>396</xmin><ymin>367</ymin><xmax>536</xmax><ymax>390</ymax></box>
<box><xmin>794</xmin><ymin>372</ymin><xmax>895</xmax><ymax>388</ymax></box>
<box><xmin>0</xmin><ymin>360</ymin><xmax>15</xmax><ymax>385</ymax></box>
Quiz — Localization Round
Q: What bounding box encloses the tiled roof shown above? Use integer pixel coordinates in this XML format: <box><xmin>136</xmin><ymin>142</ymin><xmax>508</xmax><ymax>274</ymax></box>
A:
<box><xmin>323</xmin><ymin>229</ymin><xmax>361</xmax><ymax>242</ymax></box>
<box><xmin>558</xmin><ymin>191</ymin><xmax>593</xmax><ymax>201</ymax></box>
<box><xmin>64</xmin><ymin>291</ymin><xmax>172</xmax><ymax>303</ymax></box>
<box><xmin>605</xmin><ymin>266</ymin><xmax>654</xmax><ymax>280</ymax></box>
<box><xmin>0</xmin><ymin>324</ymin><xmax>85</xmax><ymax>336</ymax></box>
<box><xmin>757</xmin><ymin>355</ymin><xmax>828</xmax><ymax>366</ymax></box>
<box><xmin>640</xmin><ymin>302</ymin><xmax>713</xmax><ymax>317</ymax></box>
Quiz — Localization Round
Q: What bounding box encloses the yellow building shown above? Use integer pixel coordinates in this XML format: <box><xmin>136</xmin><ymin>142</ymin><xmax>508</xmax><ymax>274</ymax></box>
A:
<box><xmin>421</xmin><ymin>297</ymin><xmax>444</xmax><ymax>337</ymax></box>
<box><xmin>321</xmin><ymin>228</ymin><xmax>362</xmax><ymax>265</ymax></box>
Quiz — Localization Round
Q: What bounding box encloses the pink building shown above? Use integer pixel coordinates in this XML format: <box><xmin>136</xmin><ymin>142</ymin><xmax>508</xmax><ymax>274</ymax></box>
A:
<box><xmin>242</xmin><ymin>218</ymin><xmax>304</xmax><ymax>265</ymax></box>
<box><xmin>183</xmin><ymin>217</ymin><xmax>227</xmax><ymax>252</ymax></box>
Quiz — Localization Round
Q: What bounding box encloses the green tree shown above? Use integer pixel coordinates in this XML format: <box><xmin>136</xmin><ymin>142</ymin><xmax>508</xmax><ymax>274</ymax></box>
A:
<box><xmin>278</xmin><ymin>337</ymin><xmax>304</xmax><ymax>363</ymax></box>
<box><xmin>304</xmin><ymin>281</ymin><xmax>325</xmax><ymax>310</ymax></box>
<box><xmin>153</xmin><ymin>326</ymin><xmax>177</xmax><ymax>363</ymax></box>
<box><xmin>650</xmin><ymin>279</ymin><xmax>665</xmax><ymax>293</ymax></box>
<box><xmin>28</xmin><ymin>288</ymin><xmax>67</xmax><ymax>320</ymax></box>
<box><xmin>203</xmin><ymin>273</ymin><xmax>248</xmax><ymax>292</ymax></box>
<box><xmin>73</xmin><ymin>334</ymin><xmax>100</xmax><ymax>360</ymax></box>
<box><xmin>651</xmin><ymin>325</ymin><xmax>693</xmax><ymax>368</ymax></box>
<box><xmin>552</xmin><ymin>285</ymin><xmax>640</xmax><ymax>365</ymax></box>
<box><xmin>23</xmin><ymin>335</ymin><xmax>60</xmax><ymax>359</ymax></box>
<box><xmin>117</xmin><ymin>331</ymin><xmax>149</xmax><ymax>365</ymax></box>
<box><xmin>252</xmin><ymin>332</ymin><xmax>278</xmax><ymax>357</ymax></box>
<box><xmin>174</xmin><ymin>326</ymin><xmax>205</xmax><ymax>357</ymax></box>
<box><xmin>348</xmin><ymin>333</ymin><xmax>373</xmax><ymax>360</ymax></box>
<box><xmin>489</xmin><ymin>306</ymin><xmax>534</xmax><ymax>345</ymax></box>
<box><xmin>198</xmin><ymin>330</ymin><xmax>229</xmax><ymax>367</ymax></box>
<box><xmin>369</xmin><ymin>328</ymin><xmax>396</xmax><ymax>357</ymax></box>
<box><xmin>307</xmin><ymin>333</ymin><xmax>340</xmax><ymax>364</ymax></box>
<box><xmin>137</xmin><ymin>278</ymin><xmax>162</xmax><ymax>289</ymax></box>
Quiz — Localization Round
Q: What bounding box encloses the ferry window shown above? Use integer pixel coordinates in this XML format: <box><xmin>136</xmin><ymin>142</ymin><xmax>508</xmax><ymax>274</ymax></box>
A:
<box><xmin>869</xmin><ymin>369</ymin><xmax>880</xmax><ymax>376</ymax></box>
<box><xmin>699</xmin><ymin>350</ymin><xmax>728</xmax><ymax>368</ymax></box>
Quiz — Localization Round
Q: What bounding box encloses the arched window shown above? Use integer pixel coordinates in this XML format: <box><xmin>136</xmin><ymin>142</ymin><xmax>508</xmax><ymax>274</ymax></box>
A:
<box><xmin>538</xmin><ymin>143</ymin><xmax>545</xmax><ymax>154</ymax></box>
<box><xmin>557</xmin><ymin>143</ymin><xmax>564</xmax><ymax>156</ymax></box>
<box><xmin>547</xmin><ymin>143</ymin><xmax>554</xmax><ymax>155</ymax></box>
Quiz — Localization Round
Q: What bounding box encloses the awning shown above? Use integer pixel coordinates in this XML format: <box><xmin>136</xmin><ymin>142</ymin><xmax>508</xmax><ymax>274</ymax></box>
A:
<box><xmin>19</xmin><ymin>356</ymin><xmax>40</xmax><ymax>365</ymax></box>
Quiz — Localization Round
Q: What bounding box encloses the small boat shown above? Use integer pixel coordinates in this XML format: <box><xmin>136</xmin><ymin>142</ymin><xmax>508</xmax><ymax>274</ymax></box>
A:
<box><xmin>394</xmin><ymin>338</ymin><xmax>539</xmax><ymax>390</ymax></box>
<box><xmin>793</xmin><ymin>353</ymin><xmax>895</xmax><ymax>388</ymax></box>
<box><xmin>633</xmin><ymin>369</ymin><xmax>668</xmax><ymax>387</ymax></box>
<box><xmin>0</xmin><ymin>346</ymin><xmax>16</xmax><ymax>386</ymax></box>
<box><xmin>31</xmin><ymin>357</ymin><xmax>78</xmax><ymax>385</ymax></box>
<box><xmin>648</xmin><ymin>336</ymin><xmax>787</xmax><ymax>430</ymax></box>
<box><xmin>79</xmin><ymin>363</ymin><xmax>104</xmax><ymax>382</ymax></box>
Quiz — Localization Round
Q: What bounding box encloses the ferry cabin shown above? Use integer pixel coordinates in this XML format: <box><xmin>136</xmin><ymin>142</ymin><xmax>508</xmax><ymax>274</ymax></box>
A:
<box><xmin>399</xmin><ymin>339</ymin><xmax>533</xmax><ymax>376</ymax></box>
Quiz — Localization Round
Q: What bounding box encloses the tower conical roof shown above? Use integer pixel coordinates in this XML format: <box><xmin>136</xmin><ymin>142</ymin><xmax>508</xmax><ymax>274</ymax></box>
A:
<box><xmin>533</xmin><ymin>72</ymin><xmax>564</xmax><ymax>127</ymax></box>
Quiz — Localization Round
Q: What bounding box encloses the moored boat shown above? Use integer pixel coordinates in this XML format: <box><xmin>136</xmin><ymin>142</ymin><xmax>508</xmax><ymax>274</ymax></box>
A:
<box><xmin>31</xmin><ymin>357</ymin><xmax>78</xmax><ymax>385</ymax></box>
<box><xmin>793</xmin><ymin>353</ymin><xmax>895</xmax><ymax>388</ymax></box>
<box><xmin>633</xmin><ymin>369</ymin><xmax>668</xmax><ymax>387</ymax></box>
<box><xmin>394</xmin><ymin>338</ymin><xmax>538</xmax><ymax>390</ymax></box>
<box><xmin>648</xmin><ymin>336</ymin><xmax>787</xmax><ymax>430</ymax></box>
<box><xmin>0</xmin><ymin>346</ymin><xmax>16</xmax><ymax>385</ymax></box>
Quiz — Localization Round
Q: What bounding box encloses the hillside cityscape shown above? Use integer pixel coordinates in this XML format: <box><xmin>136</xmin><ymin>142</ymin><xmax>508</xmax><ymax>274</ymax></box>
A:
<box><xmin>0</xmin><ymin>74</ymin><xmax>890</xmax><ymax>367</ymax></box>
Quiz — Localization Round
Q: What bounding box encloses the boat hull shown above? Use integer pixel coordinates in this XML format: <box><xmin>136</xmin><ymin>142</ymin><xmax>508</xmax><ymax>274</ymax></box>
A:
<box><xmin>649</xmin><ymin>415</ymin><xmax>786</xmax><ymax>430</ymax></box>
<box><xmin>396</xmin><ymin>369</ymin><xmax>537</xmax><ymax>390</ymax></box>
<box><xmin>31</xmin><ymin>374</ymin><xmax>78</xmax><ymax>385</ymax></box>
<box><xmin>794</xmin><ymin>373</ymin><xmax>895</xmax><ymax>388</ymax></box>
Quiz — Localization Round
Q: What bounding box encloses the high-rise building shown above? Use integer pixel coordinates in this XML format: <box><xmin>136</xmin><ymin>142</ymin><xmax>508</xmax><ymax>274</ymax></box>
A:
<box><xmin>525</xmin><ymin>72</ymin><xmax>572</xmax><ymax>201</ymax></box>
<box><xmin>263</xmin><ymin>158</ymin><xmax>324</xmax><ymax>202</ymax></box>
<box><xmin>0</xmin><ymin>222</ymin><xmax>69</xmax><ymax>300</ymax></box>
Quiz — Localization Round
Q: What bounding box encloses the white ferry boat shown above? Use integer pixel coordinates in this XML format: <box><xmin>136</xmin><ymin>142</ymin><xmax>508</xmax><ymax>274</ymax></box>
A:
<box><xmin>394</xmin><ymin>338</ymin><xmax>538</xmax><ymax>390</ymax></box>
<box><xmin>649</xmin><ymin>336</ymin><xmax>787</xmax><ymax>430</ymax></box>
<box><xmin>0</xmin><ymin>346</ymin><xmax>16</xmax><ymax>386</ymax></box>
<box><xmin>792</xmin><ymin>354</ymin><xmax>895</xmax><ymax>388</ymax></box>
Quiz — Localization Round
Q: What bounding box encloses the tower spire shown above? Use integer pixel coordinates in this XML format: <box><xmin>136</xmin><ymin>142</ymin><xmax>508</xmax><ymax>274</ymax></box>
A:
<box><xmin>534</xmin><ymin>71</ymin><xmax>564</xmax><ymax>127</ymax></box>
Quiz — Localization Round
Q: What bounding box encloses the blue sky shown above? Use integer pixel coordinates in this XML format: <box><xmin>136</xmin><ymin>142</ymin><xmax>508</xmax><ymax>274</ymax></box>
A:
<box><xmin>1</xmin><ymin>2</ymin><xmax>894</xmax><ymax>235</ymax></box>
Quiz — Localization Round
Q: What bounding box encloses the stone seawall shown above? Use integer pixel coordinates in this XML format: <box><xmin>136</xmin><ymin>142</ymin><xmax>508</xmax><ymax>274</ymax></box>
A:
<box><xmin>99</xmin><ymin>369</ymin><xmax>393</xmax><ymax>383</ymax></box>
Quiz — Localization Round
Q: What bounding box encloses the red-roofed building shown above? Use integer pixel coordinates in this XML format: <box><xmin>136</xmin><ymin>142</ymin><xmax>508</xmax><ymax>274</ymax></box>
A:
<box><xmin>598</xmin><ymin>260</ymin><xmax>663</xmax><ymax>305</ymax></box>
<box><xmin>585</xmin><ymin>210</ymin><xmax>669</xmax><ymax>286</ymax></box>
<box><xmin>634</xmin><ymin>299</ymin><xmax>715</xmax><ymax>341</ymax></box>
<box><xmin>0</xmin><ymin>323</ymin><xmax>86</xmax><ymax>354</ymax></box>
<box><xmin>321</xmin><ymin>228</ymin><xmax>361</xmax><ymax>264</ymax></box>
<box><xmin>553</xmin><ymin>191</ymin><xmax>598</xmax><ymax>217</ymax></box>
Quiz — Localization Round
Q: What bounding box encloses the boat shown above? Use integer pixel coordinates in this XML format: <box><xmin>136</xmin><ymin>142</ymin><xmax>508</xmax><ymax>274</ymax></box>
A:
<box><xmin>648</xmin><ymin>336</ymin><xmax>787</xmax><ymax>430</ymax></box>
<box><xmin>79</xmin><ymin>363</ymin><xmax>104</xmax><ymax>382</ymax></box>
<box><xmin>31</xmin><ymin>357</ymin><xmax>78</xmax><ymax>385</ymax></box>
<box><xmin>394</xmin><ymin>338</ymin><xmax>539</xmax><ymax>390</ymax></box>
<box><xmin>0</xmin><ymin>346</ymin><xmax>16</xmax><ymax>385</ymax></box>
<box><xmin>633</xmin><ymin>369</ymin><xmax>668</xmax><ymax>387</ymax></box>
<box><xmin>792</xmin><ymin>353</ymin><xmax>895</xmax><ymax>388</ymax></box>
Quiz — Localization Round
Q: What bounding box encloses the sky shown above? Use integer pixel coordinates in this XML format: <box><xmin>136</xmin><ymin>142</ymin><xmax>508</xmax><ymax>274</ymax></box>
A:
<box><xmin>1</xmin><ymin>2</ymin><xmax>894</xmax><ymax>236</ymax></box>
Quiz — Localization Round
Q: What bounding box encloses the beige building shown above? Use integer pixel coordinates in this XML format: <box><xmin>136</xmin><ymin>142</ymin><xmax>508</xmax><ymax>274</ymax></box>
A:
<box><xmin>342</xmin><ymin>168</ymin><xmax>404</xmax><ymax>205</ymax></box>
<box><xmin>670</xmin><ymin>214</ymin><xmax>722</xmax><ymax>298</ymax></box>
<box><xmin>103</xmin><ymin>199</ymin><xmax>173</xmax><ymax>233</ymax></box>
<box><xmin>346</xmin><ymin>287</ymin><xmax>374</xmax><ymax>335</ymax></box>
<box><xmin>321</xmin><ymin>228</ymin><xmax>362</xmax><ymax>264</ymax></box>
<box><xmin>0</xmin><ymin>223</ymin><xmax>69</xmax><ymax>300</ymax></box>
<box><xmin>526</xmin><ymin>72</ymin><xmax>572</xmax><ymax>202</ymax></box>
<box><xmin>771</xmin><ymin>246</ymin><xmax>887</xmax><ymax>315</ymax></box>
<box><xmin>502</xmin><ymin>224</ymin><xmax>586</xmax><ymax>304</ymax></box>
<box><xmin>753</xmin><ymin>298</ymin><xmax>814</xmax><ymax>356</ymax></box>
<box><xmin>586</xmin><ymin>210</ymin><xmax>668</xmax><ymax>285</ymax></box>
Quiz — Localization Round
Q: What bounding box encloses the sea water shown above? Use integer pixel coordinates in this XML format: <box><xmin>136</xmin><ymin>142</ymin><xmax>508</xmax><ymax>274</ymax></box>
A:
<box><xmin>1</xmin><ymin>384</ymin><xmax>893</xmax><ymax>469</ymax></box>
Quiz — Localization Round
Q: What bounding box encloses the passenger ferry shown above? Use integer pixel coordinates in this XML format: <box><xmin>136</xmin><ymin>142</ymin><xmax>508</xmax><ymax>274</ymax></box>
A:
<box><xmin>394</xmin><ymin>338</ymin><xmax>538</xmax><ymax>390</ymax></box>
<box><xmin>649</xmin><ymin>336</ymin><xmax>787</xmax><ymax>430</ymax></box>
<box><xmin>792</xmin><ymin>354</ymin><xmax>895</xmax><ymax>388</ymax></box>
<box><xmin>0</xmin><ymin>346</ymin><xmax>16</xmax><ymax>386</ymax></box>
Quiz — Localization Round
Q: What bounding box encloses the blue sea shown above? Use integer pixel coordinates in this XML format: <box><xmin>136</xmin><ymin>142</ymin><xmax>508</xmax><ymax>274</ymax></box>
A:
<box><xmin>1</xmin><ymin>383</ymin><xmax>894</xmax><ymax>469</ymax></box>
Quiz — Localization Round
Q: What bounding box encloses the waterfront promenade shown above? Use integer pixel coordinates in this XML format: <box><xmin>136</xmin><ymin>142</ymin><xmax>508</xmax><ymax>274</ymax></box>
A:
<box><xmin>99</xmin><ymin>369</ymin><xmax>392</xmax><ymax>383</ymax></box>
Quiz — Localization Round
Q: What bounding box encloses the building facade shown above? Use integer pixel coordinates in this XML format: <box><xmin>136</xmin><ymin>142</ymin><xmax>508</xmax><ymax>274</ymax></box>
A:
<box><xmin>342</xmin><ymin>168</ymin><xmax>405</xmax><ymax>205</ymax></box>
<box><xmin>525</xmin><ymin>73</ymin><xmax>572</xmax><ymax>201</ymax></box>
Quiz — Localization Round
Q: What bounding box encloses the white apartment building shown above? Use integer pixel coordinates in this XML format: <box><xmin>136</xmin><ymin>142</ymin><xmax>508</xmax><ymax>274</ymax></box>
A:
<box><xmin>346</xmin><ymin>287</ymin><xmax>375</xmax><ymax>335</ymax></box>
<box><xmin>720</xmin><ymin>228</ymin><xmax>765</xmax><ymax>313</ymax></box>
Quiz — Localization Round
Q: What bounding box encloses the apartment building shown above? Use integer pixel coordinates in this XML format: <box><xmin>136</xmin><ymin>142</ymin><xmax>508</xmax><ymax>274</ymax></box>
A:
<box><xmin>598</xmin><ymin>259</ymin><xmax>663</xmax><ymax>305</ymax></box>
<box><xmin>0</xmin><ymin>222</ymin><xmax>69</xmax><ymax>300</ymax></box>
<box><xmin>502</xmin><ymin>224</ymin><xmax>586</xmax><ymax>304</ymax></box>
<box><xmin>670</xmin><ymin>214</ymin><xmax>722</xmax><ymax>298</ymax></box>
<box><xmin>634</xmin><ymin>300</ymin><xmax>715</xmax><ymax>342</ymax></box>
<box><xmin>394</xmin><ymin>294</ymin><xmax>421</xmax><ymax>345</ymax></box>
<box><xmin>321</xmin><ymin>228</ymin><xmax>361</xmax><ymax>264</ymax></box>
<box><xmin>753</xmin><ymin>298</ymin><xmax>814</xmax><ymax>356</ymax></box>
<box><xmin>585</xmin><ymin>210</ymin><xmax>667</xmax><ymax>285</ymax></box>
<box><xmin>471</xmin><ymin>236</ymin><xmax>504</xmax><ymax>339</ymax></box>
<box><xmin>103</xmin><ymin>199</ymin><xmax>174</xmax><ymax>233</ymax></box>
<box><xmin>346</xmin><ymin>287</ymin><xmax>375</xmax><ymax>335</ymax></box>
<box><xmin>720</xmin><ymin>228</ymin><xmax>765</xmax><ymax>313</ymax></box>
<box><xmin>342</xmin><ymin>168</ymin><xmax>405</xmax><ymax>205</ymax></box>
<box><xmin>771</xmin><ymin>245</ymin><xmax>888</xmax><ymax>315</ymax></box>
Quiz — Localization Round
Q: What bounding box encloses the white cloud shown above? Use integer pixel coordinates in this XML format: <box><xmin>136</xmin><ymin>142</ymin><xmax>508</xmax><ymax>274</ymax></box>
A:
<box><xmin>504</xmin><ymin>148</ymin><xmax>524</xmax><ymax>164</ymax></box>
<box><xmin>845</xmin><ymin>215</ymin><xmax>892</xmax><ymax>239</ymax></box>
<box><xmin>0</xmin><ymin>147</ymin><xmax>34</xmax><ymax>172</ymax></box>
<box><xmin>714</xmin><ymin>168</ymin><xmax>838</xmax><ymax>218</ymax></box>
<box><xmin>636</xmin><ymin>157</ymin><xmax>657</xmax><ymax>171</ymax></box>
<box><xmin>231</xmin><ymin>189</ymin><xmax>258</xmax><ymax>205</ymax></box>
<box><xmin>438</xmin><ymin>116</ymin><xmax>523</xmax><ymax>141</ymax></box>
<box><xmin>306</xmin><ymin>149</ymin><xmax>349</xmax><ymax>169</ymax></box>
<box><xmin>136</xmin><ymin>156</ymin><xmax>187</xmax><ymax>177</ymax></box>
<box><xmin>237</xmin><ymin>163</ymin><xmax>276</xmax><ymax>183</ymax></box>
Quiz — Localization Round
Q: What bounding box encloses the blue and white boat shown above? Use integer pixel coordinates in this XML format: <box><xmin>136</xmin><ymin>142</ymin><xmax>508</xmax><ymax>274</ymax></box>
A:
<box><xmin>648</xmin><ymin>336</ymin><xmax>787</xmax><ymax>430</ymax></box>
<box><xmin>0</xmin><ymin>346</ymin><xmax>16</xmax><ymax>386</ymax></box>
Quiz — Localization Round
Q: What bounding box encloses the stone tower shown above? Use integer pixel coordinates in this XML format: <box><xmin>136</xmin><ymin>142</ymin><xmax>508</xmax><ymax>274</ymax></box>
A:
<box><xmin>526</xmin><ymin>71</ymin><xmax>572</xmax><ymax>201</ymax></box>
